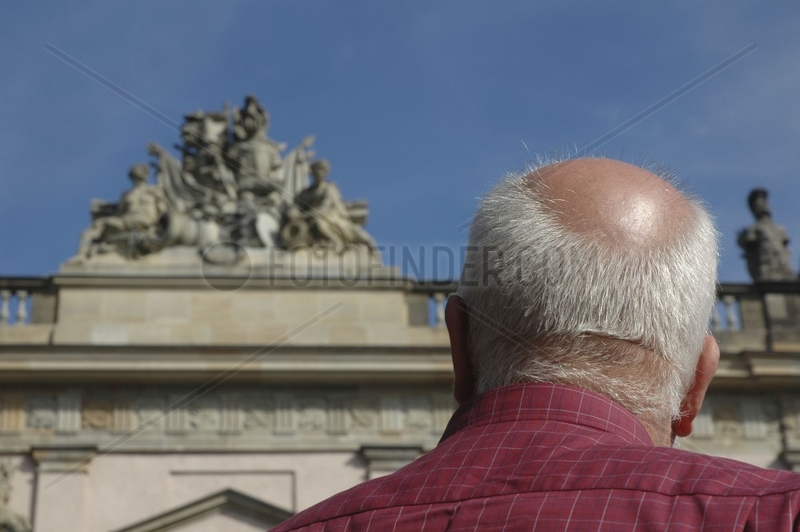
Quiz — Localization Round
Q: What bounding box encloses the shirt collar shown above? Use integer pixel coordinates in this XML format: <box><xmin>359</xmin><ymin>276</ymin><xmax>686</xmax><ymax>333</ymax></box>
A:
<box><xmin>440</xmin><ymin>382</ymin><xmax>654</xmax><ymax>447</ymax></box>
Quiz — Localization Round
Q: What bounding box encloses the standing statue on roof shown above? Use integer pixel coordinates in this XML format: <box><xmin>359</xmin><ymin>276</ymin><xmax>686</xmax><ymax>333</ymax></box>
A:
<box><xmin>738</xmin><ymin>188</ymin><xmax>796</xmax><ymax>281</ymax></box>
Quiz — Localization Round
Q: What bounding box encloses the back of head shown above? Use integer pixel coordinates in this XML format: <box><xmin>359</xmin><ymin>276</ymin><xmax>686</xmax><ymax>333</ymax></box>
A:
<box><xmin>457</xmin><ymin>157</ymin><xmax>718</xmax><ymax>424</ymax></box>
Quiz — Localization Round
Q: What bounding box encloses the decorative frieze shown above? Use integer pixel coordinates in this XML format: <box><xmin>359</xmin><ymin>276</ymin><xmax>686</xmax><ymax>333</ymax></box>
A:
<box><xmin>380</xmin><ymin>396</ymin><xmax>403</xmax><ymax>435</ymax></box>
<box><xmin>327</xmin><ymin>397</ymin><xmax>348</xmax><ymax>436</ymax></box>
<box><xmin>348</xmin><ymin>399</ymin><xmax>378</xmax><ymax>432</ymax></box>
<box><xmin>56</xmin><ymin>393</ymin><xmax>81</xmax><ymax>435</ymax></box>
<box><xmin>220</xmin><ymin>394</ymin><xmax>243</xmax><ymax>435</ymax></box>
<box><xmin>297</xmin><ymin>398</ymin><xmax>327</xmax><ymax>432</ymax></box>
<box><xmin>432</xmin><ymin>395</ymin><xmax>454</xmax><ymax>434</ymax></box>
<box><xmin>781</xmin><ymin>395</ymin><xmax>800</xmax><ymax>469</ymax></box>
<box><xmin>135</xmin><ymin>396</ymin><xmax>166</xmax><ymax>432</ymax></box>
<box><xmin>0</xmin><ymin>395</ymin><xmax>25</xmax><ymax>434</ymax></box>
<box><xmin>243</xmin><ymin>395</ymin><xmax>273</xmax><ymax>430</ymax></box>
<box><xmin>166</xmin><ymin>394</ymin><xmax>189</xmax><ymax>435</ymax></box>
<box><xmin>26</xmin><ymin>395</ymin><xmax>57</xmax><ymax>430</ymax></box>
<box><xmin>82</xmin><ymin>399</ymin><xmax>113</xmax><ymax>430</ymax></box>
<box><xmin>111</xmin><ymin>398</ymin><xmax>135</xmax><ymax>434</ymax></box>
<box><xmin>404</xmin><ymin>397</ymin><xmax>432</xmax><ymax>431</ymax></box>
<box><xmin>187</xmin><ymin>398</ymin><xmax>220</xmax><ymax>430</ymax></box>
<box><xmin>274</xmin><ymin>395</ymin><xmax>296</xmax><ymax>435</ymax></box>
<box><xmin>2</xmin><ymin>388</ymin><xmax>795</xmax><ymax>456</ymax></box>
<box><xmin>0</xmin><ymin>386</ymin><xmax>455</xmax><ymax>451</ymax></box>
<box><xmin>741</xmin><ymin>399</ymin><xmax>768</xmax><ymax>440</ymax></box>
<box><xmin>691</xmin><ymin>402</ymin><xmax>714</xmax><ymax>439</ymax></box>
<box><xmin>685</xmin><ymin>395</ymin><xmax>780</xmax><ymax>443</ymax></box>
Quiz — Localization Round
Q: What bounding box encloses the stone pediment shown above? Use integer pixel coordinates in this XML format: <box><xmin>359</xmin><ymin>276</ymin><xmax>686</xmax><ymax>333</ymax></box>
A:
<box><xmin>113</xmin><ymin>488</ymin><xmax>292</xmax><ymax>532</ymax></box>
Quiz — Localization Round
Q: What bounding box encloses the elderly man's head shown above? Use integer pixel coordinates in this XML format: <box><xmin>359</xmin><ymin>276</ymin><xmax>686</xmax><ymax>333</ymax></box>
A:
<box><xmin>448</xmin><ymin>157</ymin><xmax>719</xmax><ymax>444</ymax></box>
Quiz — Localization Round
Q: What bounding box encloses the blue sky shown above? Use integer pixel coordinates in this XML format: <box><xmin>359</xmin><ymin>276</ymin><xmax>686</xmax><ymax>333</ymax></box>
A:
<box><xmin>2</xmin><ymin>1</ymin><xmax>800</xmax><ymax>282</ymax></box>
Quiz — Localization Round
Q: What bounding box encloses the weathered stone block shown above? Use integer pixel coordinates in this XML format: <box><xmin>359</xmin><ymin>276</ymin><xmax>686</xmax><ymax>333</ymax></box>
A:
<box><xmin>91</xmin><ymin>324</ymin><xmax>130</xmax><ymax>345</ymax></box>
<box><xmin>127</xmin><ymin>324</ymin><xmax>174</xmax><ymax>344</ymax></box>
<box><xmin>232</xmin><ymin>293</ymin><xmax>278</xmax><ymax>322</ymax></box>
<box><xmin>103</xmin><ymin>290</ymin><xmax>147</xmax><ymax>322</ymax></box>
<box><xmin>191</xmin><ymin>292</ymin><xmax>234</xmax><ymax>323</ymax></box>
<box><xmin>51</xmin><ymin>323</ymin><xmax>93</xmax><ymax>344</ymax></box>
<box><xmin>147</xmin><ymin>291</ymin><xmax>191</xmax><ymax>323</ymax></box>
<box><xmin>330</xmin><ymin>325</ymin><xmax>368</xmax><ymax>345</ymax></box>
<box><xmin>0</xmin><ymin>324</ymin><xmax>52</xmax><ymax>344</ymax></box>
<box><xmin>57</xmin><ymin>289</ymin><xmax>104</xmax><ymax>322</ymax></box>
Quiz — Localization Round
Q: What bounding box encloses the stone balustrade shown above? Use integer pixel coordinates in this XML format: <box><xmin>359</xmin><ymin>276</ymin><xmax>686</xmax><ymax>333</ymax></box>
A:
<box><xmin>409</xmin><ymin>280</ymin><xmax>800</xmax><ymax>355</ymax></box>
<box><xmin>713</xmin><ymin>295</ymin><xmax>739</xmax><ymax>331</ymax></box>
<box><xmin>410</xmin><ymin>281</ymin><xmax>457</xmax><ymax>328</ymax></box>
<box><xmin>0</xmin><ymin>289</ymin><xmax>28</xmax><ymax>325</ymax></box>
<box><xmin>0</xmin><ymin>277</ymin><xmax>53</xmax><ymax>326</ymax></box>
<box><xmin>3</xmin><ymin>275</ymin><xmax>800</xmax><ymax>352</ymax></box>
<box><xmin>712</xmin><ymin>282</ymin><xmax>800</xmax><ymax>353</ymax></box>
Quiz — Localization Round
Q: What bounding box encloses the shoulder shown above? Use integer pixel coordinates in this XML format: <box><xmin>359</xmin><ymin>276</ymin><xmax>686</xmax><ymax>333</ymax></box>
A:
<box><xmin>149</xmin><ymin>185</ymin><xmax>167</xmax><ymax>197</ymax></box>
<box><xmin>272</xmin><ymin>443</ymin><xmax>800</xmax><ymax>531</ymax></box>
<box><xmin>619</xmin><ymin>445</ymin><xmax>800</xmax><ymax>498</ymax></box>
<box><xmin>320</xmin><ymin>180</ymin><xmax>340</xmax><ymax>192</ymax></box>
<box><xmin>271</xmin><ymin>465</ymin><xmax>430</xmax><ymax>531</ymax></box>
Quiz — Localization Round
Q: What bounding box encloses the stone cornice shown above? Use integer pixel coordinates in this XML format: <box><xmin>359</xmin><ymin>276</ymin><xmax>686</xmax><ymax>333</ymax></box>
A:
<box><xmin>1</xmin><ymin>348</ymin><xmax>800</xmax><ymax>390</ymax></box>
<box><xmin>51</xmin><ymin>273</ymin><xmax>415</xmax><ymax>291</ymax></box>
<box><xmin>0</xmin><ymin>350</ymin><xmax>453</xmax><ymax>385</ymax></box>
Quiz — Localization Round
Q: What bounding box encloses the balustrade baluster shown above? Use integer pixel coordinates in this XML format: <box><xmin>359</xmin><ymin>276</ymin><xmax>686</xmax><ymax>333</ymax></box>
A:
<box><xmin>0</xmin><ymin>290</ymin><xmax>10</xmax><ymax>324</ymax></box>
<box><xmin>711</xmin><ymin>303</ymin><xmax>722</xmax><ymax>331</ymax></box>
<box><xmin>15</xmin><ymin>290</ymin><xmax>28</xmax><ymax>325</ymax></box>
<box><xmin>433</xmin><ymin>293</ymin><xmax>446</xmax><ymax>328</ymax></box>
<box><xmin>723</xmin><ymin>295</ymin><xmax>738</xmax><ymax>331</ymax></box>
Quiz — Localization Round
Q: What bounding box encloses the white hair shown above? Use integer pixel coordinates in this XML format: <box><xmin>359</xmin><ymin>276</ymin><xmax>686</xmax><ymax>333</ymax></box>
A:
<box><xmin>457</xmin><ymin>157</ymin><xmax>719</xmax><ymax>424</ymax></box>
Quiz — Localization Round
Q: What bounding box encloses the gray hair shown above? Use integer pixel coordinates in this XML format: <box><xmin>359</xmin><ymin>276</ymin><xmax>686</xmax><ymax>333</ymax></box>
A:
<box><xmin>457</xmin><ymin>158</ymin><xmax>718</xmax><ymax>424</ymax></box>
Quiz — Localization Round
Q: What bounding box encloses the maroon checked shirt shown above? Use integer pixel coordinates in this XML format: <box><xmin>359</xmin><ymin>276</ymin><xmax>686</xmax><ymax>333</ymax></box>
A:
<box><xmin>272</xmin><ymin>383</ymin><xmax>800</xmax><ymax>531</ymax></box>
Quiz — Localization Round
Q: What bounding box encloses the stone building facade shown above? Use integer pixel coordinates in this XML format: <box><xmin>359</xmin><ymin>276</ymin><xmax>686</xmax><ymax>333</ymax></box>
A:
<box><xmin>0</xmin><ymin>266</ymin><xmax>456</xmax><ymax>532</ymax></box>
<box><xmin>3</xmin><ymin>273</ymin><xmax>800</xmax><ymax>531</ymax></box>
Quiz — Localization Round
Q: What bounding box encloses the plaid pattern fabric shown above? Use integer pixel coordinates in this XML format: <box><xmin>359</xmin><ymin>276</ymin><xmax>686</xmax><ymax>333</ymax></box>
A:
<box><xmin>272</xmin><ymin>383</ymin><xmax>800</xmax><ymax>531</ymax></box>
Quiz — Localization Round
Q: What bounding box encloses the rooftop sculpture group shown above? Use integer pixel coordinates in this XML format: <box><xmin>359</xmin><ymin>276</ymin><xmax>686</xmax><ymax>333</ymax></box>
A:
<box><xmin>73</xmin><ymin>95</ymin><xmax>376</xmax><ymax>264</ymax></box>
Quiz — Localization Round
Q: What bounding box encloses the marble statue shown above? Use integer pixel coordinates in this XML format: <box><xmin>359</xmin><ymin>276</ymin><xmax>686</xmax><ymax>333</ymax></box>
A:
<box><xmin>228</xmin><ymin>94</ymin><xmax>285</xmax><ymax>192</ymax></box>
<box><xmin>282</xmin><ymin>160</ymin><xmax>377</xmax><ymax>254</ymax></box>
<box><xmin>70</xmin><ymin>95</ymin><xmax>375</xmax><ymax>264</ymax></box>
<box><xmin>224</xmin><ymin>190</ymin><xmax>282</xmax><ymax>248</ymax></box>
<box><xmin>0</xmin><ymin>460</ymin><xmax>32</xmax><ymax>532</ymax></box>
<box><xmin>738</xmin><ymin>188</ymin><xmax>796</xmax><ymax>281</ymax></box>
<box><xmin>180</xmin><ymin>108</ymin><xmax>238</xmax><ymax>201</ymax></box>
<box><xmin>77</xmin><ymin>163</ymin><xmax>168</xmax><ymax>259</ymax></box>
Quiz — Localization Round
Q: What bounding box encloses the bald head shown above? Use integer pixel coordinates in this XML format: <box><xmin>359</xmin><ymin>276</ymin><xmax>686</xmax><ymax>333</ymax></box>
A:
<box><xmin>531</xmin><ymin>158</ymin><xmax>693</xmax><ymax>247</ymax></box>
<box><xmin>457</xmin><ymin>156</ymin><xmax>719</xmax><ymax>424</ymax></box>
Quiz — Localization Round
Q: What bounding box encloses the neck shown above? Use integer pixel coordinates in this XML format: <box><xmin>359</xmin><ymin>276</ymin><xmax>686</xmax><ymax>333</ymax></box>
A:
<box><xmin>637</xmin><ymin>415</ymin><xmax>673</xmax><ymax>447</ymax></box>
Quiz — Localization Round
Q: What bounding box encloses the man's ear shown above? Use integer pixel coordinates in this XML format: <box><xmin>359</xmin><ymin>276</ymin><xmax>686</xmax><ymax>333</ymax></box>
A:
<box><xmin>445</xmin><ymin>295</ymin><xmax>475</xmax><ymax>405</ymax></box>
<box><xmin>671</xmin><ymin>335</ymin><xmax>720</xmax><ymax>438</ymax></box>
